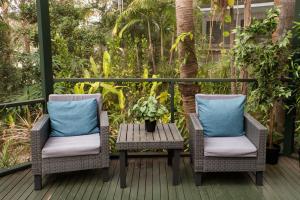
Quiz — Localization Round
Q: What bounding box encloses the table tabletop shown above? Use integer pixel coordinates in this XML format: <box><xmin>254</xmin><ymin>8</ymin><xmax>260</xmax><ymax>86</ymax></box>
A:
<box><xmin>116</xmin><ymin>123</ymin><xmax>184</xmax><ymax>150</ymax></box>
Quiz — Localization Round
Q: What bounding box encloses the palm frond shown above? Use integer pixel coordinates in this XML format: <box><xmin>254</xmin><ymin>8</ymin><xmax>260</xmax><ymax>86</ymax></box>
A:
<box><xmin>113</xmin><ymin>0</ymin><xmax>173</xmax><ymax>35</ymax></box>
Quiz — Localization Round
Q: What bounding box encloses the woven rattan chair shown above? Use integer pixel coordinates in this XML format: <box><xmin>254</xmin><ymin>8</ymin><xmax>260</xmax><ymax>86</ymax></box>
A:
<box><xmin>31</xmin><ymin>94</ymin><xmax>109</xmax><ymax>190</ymax></box>
<box><xmin>188</xmin><ymin>94</ymin><xmax>267</xmax><ymax>186</ymax></box>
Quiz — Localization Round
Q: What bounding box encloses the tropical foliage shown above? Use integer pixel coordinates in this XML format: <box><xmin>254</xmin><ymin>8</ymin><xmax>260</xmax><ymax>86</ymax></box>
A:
<box><xmin>0</xmin><ymin>0</ymin><xmax>299</xmax><ymax>167</ymax></box>
<box><xmin>233</xmin><ymin>8</ymin><xmax>293</xmax><ymax>147</ymax></box>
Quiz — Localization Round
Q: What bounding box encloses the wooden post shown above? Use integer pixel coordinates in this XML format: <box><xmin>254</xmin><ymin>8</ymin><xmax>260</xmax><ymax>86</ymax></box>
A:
<box><xmin>36</xmin><ymin>0</ymin><xmax>53</xmax><ymax>103</ymax></box>
<box><xmin>241</xmin><ymin>0</ymin><xmax>252</xmax><ymax>95</ymax></box>
<box><xmin>230</xmin><ymin>7</ymin><xmax>237</xmax><ymax>94</ymax></box>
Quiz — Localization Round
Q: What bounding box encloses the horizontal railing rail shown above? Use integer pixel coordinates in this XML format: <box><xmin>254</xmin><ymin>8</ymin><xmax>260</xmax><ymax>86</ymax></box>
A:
<box><xmin>54</xmin><ymin>78</ymin><xmax>260</xmax><ymax>122</ymax></box>
<box><xmin>0</xmin><ymin>98</ymin><xmax>45</xmax><ymax>109</ymax></box>
<box><xmin>1</xmin><ymin>77</ymin><xmax>292</xmax><ymax>121</ymax></box>
<box><xmin>0</xmin><ymin>77</ymin><xmax>296</xmax><ymax>162</ymax></box>
<box><xmin>1</xmin><ymin>77</ymin><xmax>293</xmax><ymax>111</ymax></box>
<box><xmin>54</xmin><ymin>78</ymin><xmax>257</xmax><ymax>83</ymax></box>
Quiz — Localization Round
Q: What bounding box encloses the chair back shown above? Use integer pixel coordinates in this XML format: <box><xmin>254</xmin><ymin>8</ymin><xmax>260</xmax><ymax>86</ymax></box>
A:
<box><xmin>49</xmin><ymin>93</ymin><xmax>102</xmax><ymax>115</ymax></box>
<box><xmin>195</xmin><ymin>94</ymin><xmax>245</xmax><ymax>115</ymax></box>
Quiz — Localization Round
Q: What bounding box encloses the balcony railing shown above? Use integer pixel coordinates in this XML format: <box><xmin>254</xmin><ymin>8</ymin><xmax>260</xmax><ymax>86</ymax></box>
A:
<box><xmin>0</xmin><ymin>77</ymin><xmax>296</xmax><ymax>155</ymax></box>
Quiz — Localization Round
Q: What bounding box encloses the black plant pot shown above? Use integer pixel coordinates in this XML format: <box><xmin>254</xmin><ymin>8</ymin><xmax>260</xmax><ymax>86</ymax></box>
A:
<box><xmin>266</xmin><ymin>144</ymin><xmax>281</xmax><ymax>165</ymax></box>
<box><xmin>145</xmin><ymin>120</ymin><xmax>156</xmax><ymax>132</ymax></box>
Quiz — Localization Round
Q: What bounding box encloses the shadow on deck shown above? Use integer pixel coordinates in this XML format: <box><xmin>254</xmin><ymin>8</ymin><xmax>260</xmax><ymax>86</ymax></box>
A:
<box><xmin>0</xmin><ymin>157</ymin><xmax>299</xmax><ymax>200</ymax></box>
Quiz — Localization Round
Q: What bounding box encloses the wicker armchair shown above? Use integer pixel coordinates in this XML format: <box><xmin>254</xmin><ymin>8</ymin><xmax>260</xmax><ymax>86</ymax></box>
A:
<box><xmin>31</xmin><ymin>94</ymin><xmax>110</xmax><ymax>190</ymax></box>
<box><xmin>188</xmin><ymin>94</ymin><xmax>267</xmax><ymax>186</ymax></box>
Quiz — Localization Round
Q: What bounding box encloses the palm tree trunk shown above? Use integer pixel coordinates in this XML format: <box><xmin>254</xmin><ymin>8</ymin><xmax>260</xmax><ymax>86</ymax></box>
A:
<box><xmin>147</xmin><ymin>19</ymin><xmax>156</xmax><ymax>74</ymax></box>
<box><xmin>136</xmin><ymin>43</ymin><xmax>140</xmax><ymax>74</ymax></box>
<box><xmin>160</xmin><ymin>23</ymin><xmax>164</xmax><ymax>61</ymax></box>
<box><xmin>22</xmin><ymin>22</ymin><xmax>31</xmax><ymax>53</ymax></box>
<box><xmin>272</xmin><ymin>0</ymin><xmax>295</xmax><ymax>42</ymax></box>
<box><xmin>272</xmin><ymin>0</ymin><xmax>295</xmax><ymax>135</ymax></box>
<box><xmin>169</xmin><ymin>32</ymin><xmax>175</xmax><ymax>65</ymax></box>
<box><xmin>20</xmin><ymin>0</ymin><xmax>30</xmax><ymax>54</ymax></box>
<box><xmin>2</xmin><ymin>1</ymin><xmax>12</xmax><ymax>63</ymax></box>
<box><xmin>240</xmin><ymin>0</ymin><xmax>251</xmax><ymax>95</ymax></box>
<box><xmin>175</xmin><ymin>0</ymin><xmax>199</xmax><ymax>115</ymax></box>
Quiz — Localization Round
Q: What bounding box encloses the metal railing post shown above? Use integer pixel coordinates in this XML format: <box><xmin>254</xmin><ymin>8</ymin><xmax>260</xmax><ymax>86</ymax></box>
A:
<box><xmin>36</xmin><ymin>0</ymin><xmax>53</xmax><ymax>106</ymax></box>
<box><xmin>169</xmin><ymin>81</ymin><xmax>175</xmax><ymax>123</ymax></box>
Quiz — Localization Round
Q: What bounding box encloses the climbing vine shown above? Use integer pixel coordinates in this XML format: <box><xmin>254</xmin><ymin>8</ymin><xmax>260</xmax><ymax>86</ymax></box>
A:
<box><xmin>233</xmin><ymin>8</ymin><xmax>293</xmax><ymax>147</ymax></box>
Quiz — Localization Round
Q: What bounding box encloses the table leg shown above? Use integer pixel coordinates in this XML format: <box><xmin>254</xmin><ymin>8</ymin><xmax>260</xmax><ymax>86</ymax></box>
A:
<box><xmin>172</xmin><ymin>149</ymin><xmax>180</xmax><ymax>185</ymax></box>
<box><xmin>125</xmin><ymin>151</ymin><xmax>128</xmax><ymax>167</ymax></box>
<box><xmin>120</xmin><ymin>150</ymin><xmax>127</xmax><ymax>188</ymax></box>
<box><xmin>168</xmin><ymin>150</ymin><xmax>174</xmax><ymax>166</ymax></box>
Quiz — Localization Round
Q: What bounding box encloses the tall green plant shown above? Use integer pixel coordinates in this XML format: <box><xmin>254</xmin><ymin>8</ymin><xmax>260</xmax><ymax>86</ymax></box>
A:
<box><xmin>233</xmin><ymin>8</ymin><xmax>292</xmax><ymax>147</ymax></box>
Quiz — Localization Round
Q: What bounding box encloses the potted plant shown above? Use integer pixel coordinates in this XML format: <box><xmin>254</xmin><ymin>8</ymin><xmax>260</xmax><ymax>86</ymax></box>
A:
<box><xmin>233</xmin><ymin>8</ymin><xmax>292</xmax><ymax>164</ymax></box>
<box><xmin>130</xmin><ymin>96</ymin><xmax>168</xmax><ymax>132</ymax></box>
<box><xmin>266</xmin><ymin>130</ymin><xmax>282</xmax><ymax>164</ymax></box>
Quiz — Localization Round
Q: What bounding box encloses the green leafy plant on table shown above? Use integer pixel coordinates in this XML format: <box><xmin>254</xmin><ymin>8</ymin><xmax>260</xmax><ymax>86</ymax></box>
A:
<box><xmin>130</xmin><ymin>96</ymin><xmax>168</xmax><ymax>132</ymax></box>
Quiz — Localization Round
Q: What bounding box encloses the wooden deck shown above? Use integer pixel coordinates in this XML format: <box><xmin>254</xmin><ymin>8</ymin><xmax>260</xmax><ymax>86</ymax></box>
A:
<box><xmin>0</xmin><ymin>156</ymin><xmax>299</xmax><ymax>200</ymax></box>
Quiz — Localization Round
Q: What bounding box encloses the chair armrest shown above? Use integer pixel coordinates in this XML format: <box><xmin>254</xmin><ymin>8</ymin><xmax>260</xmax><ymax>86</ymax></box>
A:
<box><xmin>188</xmin><ymin>113</ymin><xmax>204</xmax><ymax>171</ymax></box>
<box><xmin>245</xmin><ymin>113</ymin><xmax>267</xmax><ymax>168</ymax></box>
<box><xmin>31</xmin><ymin>114</ymin><xmax>50</xmax><ymax>175</ymax></box>
<box><xmin>100</xmin><ymin>111</ymin><xmax>110</xmax><ymax>161</ymax></box>
<box><xmin>100</xmin><ymin>111</ymin><xmax>109</xmax><ymax>128</ymax></box>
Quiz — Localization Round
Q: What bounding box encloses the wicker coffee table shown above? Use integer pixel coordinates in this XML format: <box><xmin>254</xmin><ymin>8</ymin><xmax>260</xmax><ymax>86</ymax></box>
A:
<box><xmin>116</xmin><ymin>123</ymin><xmax>184</xmax><ymax>188</ymax></box>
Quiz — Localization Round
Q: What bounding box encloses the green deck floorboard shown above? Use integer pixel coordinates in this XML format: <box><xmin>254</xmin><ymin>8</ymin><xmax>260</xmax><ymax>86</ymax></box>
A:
<box><xmin>44</xmin><ymin>175</ymin><xmax>71</xmax><ymax>200</ymax></box>
<box><xmin>79</xmin><ymin>169</ymin><xmax>101</xmax><ymax>200</ymax></box>
<box><xmin>144</xmin><ymin>159</ymin><xmax>153</xmax><ymax>200</ymax></box>
<box><xmin>106</xmin><ymin>159</ymin><xmax>121</xmax><ymax>200</ymax></box>
<box><xmin>0</xmin><ymin>169</ymin><xmax>28</xmax><ymax>195</ymax></box>
<box><xmin>89</xmin><ymin>162</ymin><xmax>115</xmax><ymax>200</ymax></box>
<box><xmin>0</xmin><ymin>169</ymin><xmax>29</xmax><ymax>199</ymax></box>
<box><xmin>165</xmin><ymin>159</ymin><xmax>177</xmax><ymax>200</ymax></box>
<box><xmin>74</xmin><ymin>171</ymin><xmax>96</xmax><ymax>200</ymax></box>
<box><xmin>152</xmin><ymin>158</ymin><xmax>160</xmax><ymax>200</ymax></box>
<box><xmin>121</xmin><ymin>159</ymin><xmax>135</xmax><ymax>200</ymax></box>
<box><xmin>88</xmin><ymin>171</ymin><xmax>105</xmax><ymax>200</ymax></box>
<box><xmin>2</xmin><ymin>170</ymin><xmax>32</xmax><ymax>200</ymax></box>
<box><xmin>181</xmin><ymin>158</ymin><xmax>202</xmax><ymax>200</ymax></box>
<box><xmin>65</xmin><ymin>173</ymin><xmax>86</xmax><ymax>200</ymax></box>
<box><xmin>98</xmin><ymin>160</ymin><xmax>118</xmax><ymax>200</ymax></box>
<box><xmin>183</xmin><ymin>158</ymin><xmax>211</xmax><ymax>200</ymax></box>
<box><xmin>266</xmin><ymin>165</ymin><xmax>299</xmax><ymax>200</ymax></box>
<box><xmin>136</xmin><ymin>159</ymin><xmax>147</xmax><ymax>200</ymax></box>
<box><xmin>159</xmin><ymin>159</ymin><xmax>168</xmax><ymax>200</ymax></box>
<box><xmin>41</xmin><ymin>175</ymin><xmax>63</xmax><ymax>200</ymax></box>
<box><xmin>0</xmin><ymin>174</ymin><xmax>13</xmax><ymax>187</ymax></box>
<box><xmin>128</xmin><ymin>159</ymin><xmax>141</xmax><ymax>200</ymax></box>
<box><xmin>0</xmin><ymin>157</ymin><xmax>300</xmax><ymax>200</ymax></box>
<box><xmin>174</xmin><ymin>161</ymin><xmax>186</xmax><ymax>200</ymax></box>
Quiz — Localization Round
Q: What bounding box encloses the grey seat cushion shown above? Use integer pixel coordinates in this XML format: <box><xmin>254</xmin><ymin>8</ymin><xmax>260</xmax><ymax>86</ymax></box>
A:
<box><xmin>42</xmin><ymin>133</ymin><xmax>100</xmax><ymax>158</ymax></box>
<box><xmin>204</xmin><ymin>136</ymin><xmax>257</xmax><ymax>157</ymax></box>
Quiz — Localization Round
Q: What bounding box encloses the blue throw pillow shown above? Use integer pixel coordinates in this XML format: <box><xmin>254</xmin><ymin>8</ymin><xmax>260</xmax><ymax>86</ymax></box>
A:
<box><xmin>47</xmin><ymin>98</ymin><xmax>99</xmax><ymax>137</ymax></box>
<box><xmin>196</xmin><ymin>95</ymin><xmax>246</xmax><ymax>137</ymax></box>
